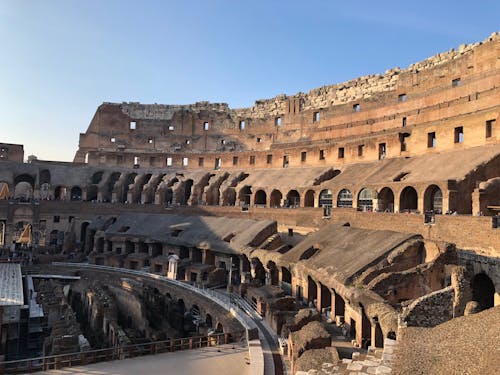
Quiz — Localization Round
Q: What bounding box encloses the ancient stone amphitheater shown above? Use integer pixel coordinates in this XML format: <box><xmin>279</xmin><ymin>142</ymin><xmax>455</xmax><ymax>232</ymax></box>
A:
<box><xmin>0</xmin><ymin>32</ymin><xmax>498</xmax><ymax>375</ymax></box>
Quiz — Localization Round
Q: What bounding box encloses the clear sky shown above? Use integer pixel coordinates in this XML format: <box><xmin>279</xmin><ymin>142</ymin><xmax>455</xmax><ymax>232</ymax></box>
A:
<box><xmin>0</xmin><ymin>0</ymin><xmax>498</xmax><ymax>161</ymax></box>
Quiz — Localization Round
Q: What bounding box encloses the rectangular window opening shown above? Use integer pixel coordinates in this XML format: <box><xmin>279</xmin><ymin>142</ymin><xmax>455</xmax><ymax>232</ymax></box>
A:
<box><xmin>182</xmin><ymin>157</ymin><xmax>189</xmax><ymax>166</ymax></box>
<box><xmin>166</xmin><ymin>157</ymin><xmax>173</xmax><ymax>167</ymax></box>
<box><xmin>454</xmin><ymin>126</ymin><xmax>464</xmax><ymax>143</ymax></box>
<box><xmin>257</xmin><ymin>137</ymin><xmax>262</xmax><ymax>143</ymax></box>
<box><xmin>110</xmin><ymin>137</ymin><xmax>116</xmax><ymax>143</ymax></box>
<box><xmin>233</xmin><ymin>156</ymin><xmax>238</xmax><ymax>165</ymax></box>
<box><xmin>203</xmin><ymin>122</ymin><xmax>209</xmax><ymax>131</ymax></box>
<box><xmin>301</xmin><ymin>151</ymin><xmax>307</xmax><ymax>162</ymax></box>
<box><xmin>129</xmin><ymin>121</ymin><xmax>136</xmax><ymax>130</ymax></box>
<box><xmin>338</xmin><ymin>147</ymin><xmax>345</xmax><ymax>159</ymax></box>
<box><xmin>398</xmin><ymin>94</ymin><xmax>407</xmax><ymax>102</ymax></box>
<box><xmin>249</xmin><ymin>155</ymin><xmax>256</xmax><ymax>165</ymax></box>
<box><xmin>313</xmin><ymin>112</ymin><xmax>320</xmax><ymax>123</ymax></box>
<box><xmin>402</xmin><ymin>117</ymin><xmax>407</xmax><ymax>127</ymax></box>
<box><xmin>283</xmin><ymin>155</ymin><xmax>289</xmax><ymax>168</ymax></box>
<box><xmin>319</xmin><ymin>149</ymin><xmax>325</xmax><ymax>160</ymax></box>
<box><xmin>486</xmin><ymin>119</ymin><xmax>494</xmax><ymax>138</ymax></box>
<box><xmin>214</xmin><ymin>158</ymin><xmax>221</xmax><ymax>169</ymax></box>
<box><xmin>379</xmin><ymin>143</ymin><xmax>386</xmax><ymax>160</ymax></box>
<box><xmin>452</xmin><ymin>78</ymin><xmax>461</xmax><ymax>87</ymax></box>
<box><xmin>358</xmin><ymin>144</ymin><xmax>364</xmax><ymax>157</ymax></box>
<box><xmin>353</xmin><ymin>103</ymin><xmax>360</xmax><ymax>112</ymax></box>
<box><xmin>275</xmin><ymin>117</ymin><xmax>282</xmax><ymax>126</ymax></box>
<box><xmin>198</xmin><ymin>157</ymin><xmax>204</xmax><ymax>167</ymax></box>
<box><xmin>168</xmin><ymin>125</ymin><xmax>175</xmax><ymax>131</ymax></box>
<box><xmin>239</xmin><ymin>120</ymin><xmax>246</xmax><ymax>130</ymax></box>
<box><xmin>428</xmin><ymin>132</ymin><xmax>436</xmax><ymax>148</ymax></box>
<box><xmin>266</xmin><ymin>154</ymin><xmax>273</xmax><ymax>164</ymax></box>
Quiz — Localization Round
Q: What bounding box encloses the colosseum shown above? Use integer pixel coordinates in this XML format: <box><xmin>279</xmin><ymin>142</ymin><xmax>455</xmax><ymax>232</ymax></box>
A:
<box><xmin>0</xmin><ymin>32</ymin><xmax>498</xmax><ymax>375</ymax></box>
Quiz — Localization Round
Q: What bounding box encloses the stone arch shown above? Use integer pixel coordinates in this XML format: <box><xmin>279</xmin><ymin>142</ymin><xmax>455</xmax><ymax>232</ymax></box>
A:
<box><xmin>39</xmin><ymin>169</ymin><xmax>51</xmax><ymax>185</ymax></box>
<box><xmin>270</xmin><ymin>189</ymin><xmax>283</xmax><ymax>208</ymax></box>
<box><xmin>399</xmin><ymin>186</ymin><xmax>418</xmax><ymax>212</ymax></box>
<box><xmin>14</xmin><ymin>181</ymin><xmax>33</xmax><ymax>201</ymax></box>
<box><xmin>471</xmin><ymin>273</ymin><xmax>495</xmax><ymax>311</ymax></box>
<box><xmin>337</xmin><ymin>188</ymin><xmax>353</xmax><ymax>208</ymax></box>
<box><xmin>91</xmin><ymin>171</ymin><xmax>104</xmax><ymax>184</ymax></box>
<box><xmin>251</xmin><ymin>257</ymin><xmax>266</xmax><ymax>285</ymax></box>
<box><xmin>70</xmin><ymin>186</ymin><xmax>82</xmax><ymax>201</ymax></box>
<box><xmin>319</xmin><ymin>189</ymin><xmax>333</xmax><ymax>207</ymax></box>
<box><xmin>133</xmin><ymin>173</ymin><xmax>152</xmax><ymax>204</ymax></box>
<box><xmin>319</xmin><ymin>282</ymin><xmax>331</xmax><ymax>312</ymax></box>
<box><xmin>357</xmin><ymin>187</ymin><xmax>376</xmax><ymax>211</ymax></box>
<box><xmin>14</xmin><ymin>174</ymin><xmax>35</xmax><ymax>188</ymax></box>
<box><xmin>377</xmin><ymin>187</ymin><xmax>394</xmax><ymax>212</ymax></box>
<box><xmin>286</xmin><ymin>190</ymin><xmax>300</xmax><ymax>207</ymax></box>
<box><xmin>238</xmin><ymin>186</ymin><xmax>252</xmax><ymax>206</ymax></box>
<box><xmin>39</xmin><ymin>183</ymin><xmax>50</xmax><ymax>200</ymax></box>
<box><xmin>424</xmin><ymin>184</ymin><xmax>443</xmax><ymax>214</ymax></box>
<box><xmin>121</xmin><ymin>172</ymin><xmax>138</xmax><ymax>203</ymax></box>
<box><xmin>254</xmin><ymin>189</ymin><xmax>267</xmax><ymax>206</ymax></box>
<box><xmin>304</xmin><ymin>190</ymin><xmax>315</xmax><ymax>207</ymax></box>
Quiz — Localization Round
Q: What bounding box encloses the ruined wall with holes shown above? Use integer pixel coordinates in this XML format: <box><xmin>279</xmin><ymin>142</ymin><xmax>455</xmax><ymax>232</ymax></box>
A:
<box><xmin>74</xmin><ymin>33</ymin><xmax>499</xmax><ymax>170</ymax></box>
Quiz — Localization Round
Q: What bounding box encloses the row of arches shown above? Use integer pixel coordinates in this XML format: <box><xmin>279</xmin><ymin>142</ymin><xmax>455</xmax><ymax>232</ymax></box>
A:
<box><xmin>233</xmin><ymin>185</ymin><xmax>444</xmax><ymax>212</ymax></box>
<box><xmin>0</xmin><ymin>172</ymin><xmax>444</xmax><ymax>214</ymax></box>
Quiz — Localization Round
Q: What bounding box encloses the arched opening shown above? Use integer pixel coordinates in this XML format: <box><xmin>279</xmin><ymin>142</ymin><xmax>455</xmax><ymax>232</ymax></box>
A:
<box><xmin>238</xmin><ymin>186</ymin><xmax>252</xmax><ymax>206</ymax></box>
<box><xmin>400</xmin><ymin>186</ymin><xmax>418</xmax><ymax>212</ymax></box>
<box><xmin>266</xmin><ymin>261</ymin><xmax>279</xmax><ymax>286</ymax></box>
<box><xmin>281</xmin><ymin>267</ymin><xmax>292</xmax><ymax>295</ymax></box>
<box><xmin>358</xmin><ymin>188</ymin><xmax>376</xmax><ymax>212</ymax></box>
<box><xmin>105</xmin><ymin>172</ymin><xmax>122</xmax><ymax>202</ymax></box>
<box><xmin>91</xmin><ymin>171</ymin><xmax>104</xmax><ymax>184</ymax></box>
<box><xmin>286</xmin><ymin>190</ymin><xmax>300</xmax><ymax>208</ymax></box>
<box><xmin>70</xmin><ymin>186</ymin><xmax>82</xmax><ymax>201</ymax></box>
<box><xmin>164</xmin><ymin>188</ymin><xmax>173</xmax><ymax>206</ymax></box>
<box><xmin>319</xmin><ymin>189</ymin><xmax>333</xmax><ymax>207</ymax></box>
<box><xmin>307</xmin><ymin>276</ymin><xmax>317</xmax><ymax>306</ymax></box>
<box><xmin>319</xmin><ymin>282</ymin><xmax>331</xmax><ymax>312</ymax></box>
<box><xmin>254</xmin><ymin>190</ymin><xmax>267</xmax><ymax>206</ymax></box>
<box><xmin>251</xmin><ymin>258</ymin><xmax>266</xmax><ymax>285</ymax></box>
<box><xmin>183</xmin><ymin>179</ymin><xmax>193</xmax><ymax>205</ymax></box>
<box><xmin>333</xmin><ymin>289</ymin><xmax>345</xmax><ymax>318</ymax></box>
<box><xmin>471</xmin><ymin>273</ymin><xmax>495</xmax><ymax>311</ymax></box>
<box><xmin>134</xmin><ymin>173</ymin><xmax>152</xmax><ymax>204</ymax></box>
<box><xmin>14</xmin><ymin>181</ymin><xmax>33</xmax><ymax>201</ymax></box>
<box><xmin>39</xmin><ymin>169</ymin><xmax>51</xmax><ymax>185</ymax></box>
<box><xmin>377</xmin><ymin>187</ymin><xmax>394</xmax><ymax>212</ymax></box>
<box><xmin>222</xmin><ymin>188</ymin><xmax>236</xmax><ymax>206</ymax></box>
<box><xmin>337</xmin><ymin>189</ymin><xmax>353</xmax><ymax>208</ymax></box>
<box><xmin>121</xmin><ymin>173</ymin><xmax>137</xmax><ymax>203</ymax></box>
<box><xmin>80</xmin><ymin>222</ymin><xmax>90</xmax><ymax>243</ymax></box>
<box><xmin>39</xmin><ymin>183</ymin><xmax>50</xmax><ymax>200</ymax></box>
<box><xmin>374</xmin><ymin>321</ymin><xmax>384</xmax><ymax>348</ymax></box>
<box><xmin>205</xmin><ymin>313</ymin><xmax>213</xmax><ymax>329</ymax></box>
<box><xmin>54</xmin><ymin>186</ymin><xmax>66</xmax><ymax>200</ymax></box>
<box><xmin>270</xmin><ymin>189</ymin><xmax>283</xmax><ymax>208</ymax></box>
<box><xmin>424</xmin><ymin>185</ymin><xmax>443</xmax><ymax>214</ymax></box>
<box><xmin>86</xmin><ymin>185</ymin><xmax>98</xmax><ymax>201</ymax></box>
<box><xmin>304</xmin><ymin>190</ymin><xmax>315</xmax><ymax>207</ymax></box>
<box><xmin>215</xmin><ymin>322</ymin><xmax>223</xmax><ymax>333</ymax></box>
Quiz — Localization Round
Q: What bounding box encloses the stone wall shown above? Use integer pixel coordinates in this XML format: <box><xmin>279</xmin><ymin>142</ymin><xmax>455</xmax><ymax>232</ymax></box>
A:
<box><xmin>402</xmin><ymin>286</ymin><xmax>454</xmax><ymax>327</ymax></box>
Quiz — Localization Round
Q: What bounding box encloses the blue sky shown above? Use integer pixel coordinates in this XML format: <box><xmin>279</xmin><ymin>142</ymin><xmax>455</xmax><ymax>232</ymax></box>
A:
<box><xmin>0</xmin><ymin>0</ymin><xmax>498</xmax><ymax>161</ymax></box>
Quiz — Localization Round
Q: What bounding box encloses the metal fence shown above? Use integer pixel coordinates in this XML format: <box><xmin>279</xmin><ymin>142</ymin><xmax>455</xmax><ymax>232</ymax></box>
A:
<box><xmin>0</xmin><ymin>331</ymin><xmax>239</xmax><ymax>374</ymax></box>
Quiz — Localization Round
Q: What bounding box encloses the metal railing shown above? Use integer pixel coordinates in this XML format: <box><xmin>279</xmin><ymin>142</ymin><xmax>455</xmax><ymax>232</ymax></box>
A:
<box><xmin>0</xmin><ymin>332</ymin><xmax>237</xmax><ymax>374</ymax></box>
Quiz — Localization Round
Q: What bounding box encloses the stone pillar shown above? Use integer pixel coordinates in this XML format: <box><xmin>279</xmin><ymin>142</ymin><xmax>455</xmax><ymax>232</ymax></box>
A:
<box><xmin>417</xmin><ymin>194</ymin><xmax>424</xmax><ymax>214</ymax></box>
<box><xmin>316</xmin><ymin>282</ymin><xmax>322</xmax><ymax>312</ymax></box>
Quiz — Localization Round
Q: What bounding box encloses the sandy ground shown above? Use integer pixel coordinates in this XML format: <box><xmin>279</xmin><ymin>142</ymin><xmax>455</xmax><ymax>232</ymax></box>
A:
<box><xmin>32</xmin><ymin>344</ymin><xmax>249</xmax><ymax>375</ymax></box>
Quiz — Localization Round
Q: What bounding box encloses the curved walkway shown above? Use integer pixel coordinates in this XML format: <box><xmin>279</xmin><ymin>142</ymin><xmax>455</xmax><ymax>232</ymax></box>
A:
<box><xmin>50</xmin><ymin>263</ymin><xmax>281</xmax><ymax>375</ymax></box>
